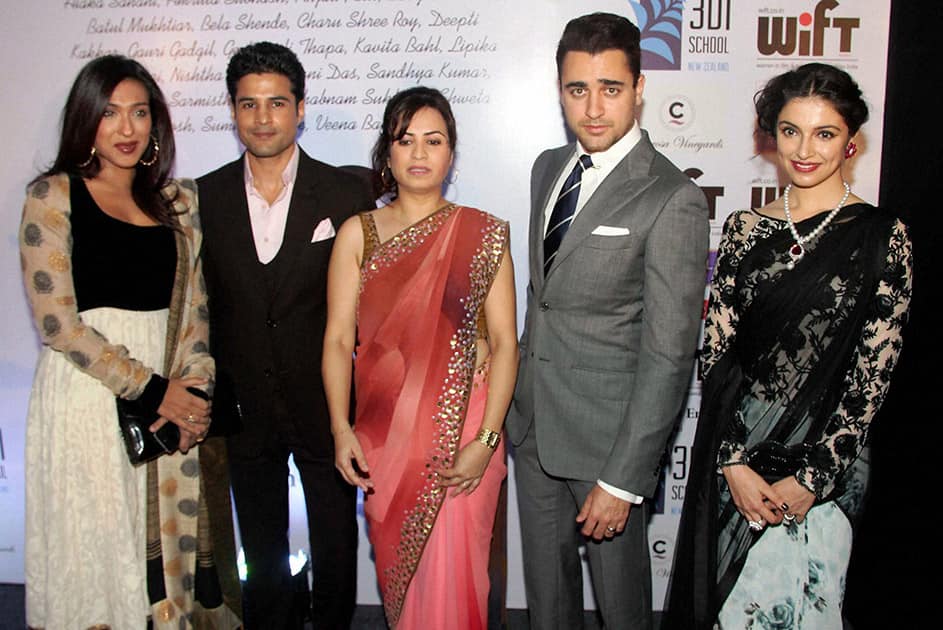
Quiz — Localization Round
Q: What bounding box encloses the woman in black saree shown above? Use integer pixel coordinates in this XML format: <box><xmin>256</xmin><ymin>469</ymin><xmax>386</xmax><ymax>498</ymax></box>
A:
<box><xmin>665</xmin><ymin>63</ymin><xmax>912</xmax><ymax>628</ymax></box>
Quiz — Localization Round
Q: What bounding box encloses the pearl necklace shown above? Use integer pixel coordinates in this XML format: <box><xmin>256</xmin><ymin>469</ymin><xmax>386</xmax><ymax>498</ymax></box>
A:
<box><xmin>782</xmin><ymin>181</ymin><xmax>851</xmax><ymax>270</ymax></box>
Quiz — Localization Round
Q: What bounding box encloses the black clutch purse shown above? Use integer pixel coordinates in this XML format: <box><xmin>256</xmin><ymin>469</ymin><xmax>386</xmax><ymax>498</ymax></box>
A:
<box><xmin>116</xmin><ymin>387</ymin><xmax>210</xmax><ymax>465</ymax></box>
<box><xmin>746</xmin><ymin>441</ymin><xmax>808</xmax><ymax>483</ymax></box>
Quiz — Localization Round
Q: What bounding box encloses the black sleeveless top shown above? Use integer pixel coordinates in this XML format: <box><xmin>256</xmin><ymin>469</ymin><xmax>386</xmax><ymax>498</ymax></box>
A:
<box><xmin>69</xmin><ymin>177</ymin><xmax>176</xmax><ymax>313</ymax></box>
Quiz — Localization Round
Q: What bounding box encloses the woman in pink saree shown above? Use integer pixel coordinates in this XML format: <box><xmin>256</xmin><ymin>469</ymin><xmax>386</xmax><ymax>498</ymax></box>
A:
<box><xmin>322</xmin><ymin>87</ymin><xmax>517</xmax><ymax>629</ymax></box>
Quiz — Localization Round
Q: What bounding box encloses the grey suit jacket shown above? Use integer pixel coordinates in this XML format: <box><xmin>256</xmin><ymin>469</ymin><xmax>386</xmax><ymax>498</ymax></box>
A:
<box><xmin>506</xmin><ymin>130</ymin><xmax>709</xmax><ymax>498</ymax></box>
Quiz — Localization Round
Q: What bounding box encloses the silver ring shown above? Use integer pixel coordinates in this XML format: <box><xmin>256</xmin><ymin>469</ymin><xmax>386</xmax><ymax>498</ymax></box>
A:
<box><xmin>606</xmin><ymin>526</ymin><xmax>616</xmax><ymax>533</ymax></box>
<box><xmin>185</xmin><ymin>413</ymin><xmax>195</xmax><ymax>424</ymax></box>
<box><xmin>783</xmin><ymin>512</ymin><xmax>796</xmax><ymax>523</ymax></box>
<box><xmin>748</xmin><ymin>520</ymin><xmax>764</xmax><ymax>532</ymax></box>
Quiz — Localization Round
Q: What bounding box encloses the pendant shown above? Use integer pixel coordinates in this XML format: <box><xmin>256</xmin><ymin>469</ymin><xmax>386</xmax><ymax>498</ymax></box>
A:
<box><xmin>786</xmin><ymin>243</ymin><xmax>804</xmax><ymax>270</ymax></box>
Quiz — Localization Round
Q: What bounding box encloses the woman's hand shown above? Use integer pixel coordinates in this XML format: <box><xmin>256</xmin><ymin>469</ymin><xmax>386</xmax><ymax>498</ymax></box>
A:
<box><xmin>177</xmin><ymin>429</ymin><xmax>199</xmax><ymax>454</ymax></box>
<box><xmin>771</xmin><ymin>476</ymin><xmax>816</xmax><ymax>523</ymax></box>
<box><xmin>722</xmin><ymin>464</ymin><xmax>787</xmax><ymax>528</ymax></box>
<box><xmin>152</xmin><ymin>377</ymin><xmax>212</xmax><ymax>443</ymax></box>
<box><xmin>333</xmin><ymin>427</ymin><xmax>374</xmax><ymax>493</ymax></box>
<box><xmin>436</xmin><ymin>440</ymin><xmax>494</xmax><ymax>497</ymax></box>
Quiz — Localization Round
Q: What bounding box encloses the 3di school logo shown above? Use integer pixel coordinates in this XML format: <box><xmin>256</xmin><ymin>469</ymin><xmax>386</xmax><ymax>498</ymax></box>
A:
<box><xmin>630</xmin><ymin>0</ymin><xmax>685</xmax><ymax>70</ymax></box>
<box><xmin>688</xmin><ymin>0</ymin><xmax>732</xmax><ymax>55</ymax></box>
<box><xmin>757</xmin><ymin>0</ymin><xmax>860</xmax><ymax>57</ymax></box>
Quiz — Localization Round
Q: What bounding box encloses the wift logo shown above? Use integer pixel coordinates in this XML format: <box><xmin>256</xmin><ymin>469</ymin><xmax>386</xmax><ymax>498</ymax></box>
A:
<box><xmin>685</xmin><ymin>168</ymin><xmax>724</xmax><ymax>221</ymax></box>
<box><xmin>757</xmin><ymin>0</ymin><xmax>860</xmax><ymax>57</ymax></box>
<box><xmin>751</xmin><ymin>185</ymin><xmax>785</xmax><ymax>209</ymax></box>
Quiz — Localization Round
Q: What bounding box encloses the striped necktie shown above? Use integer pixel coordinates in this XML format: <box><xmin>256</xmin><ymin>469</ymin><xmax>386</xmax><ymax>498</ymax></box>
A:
<box><xmin>543</xmin><ymin>154</ymin><xmax>593</xmax><ymax>275</ymax></box>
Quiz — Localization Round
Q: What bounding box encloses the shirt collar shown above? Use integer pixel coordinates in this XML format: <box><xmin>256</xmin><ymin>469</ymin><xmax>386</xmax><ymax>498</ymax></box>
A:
<box><xmin>243</xmin><ymin>143</ymin><xmax>301</xmax><ymax>193</ymax></box>
<box><xmin>576</xmin><ymin>123</ymin><xmax>642</xmax><ymax>170</ymax></box>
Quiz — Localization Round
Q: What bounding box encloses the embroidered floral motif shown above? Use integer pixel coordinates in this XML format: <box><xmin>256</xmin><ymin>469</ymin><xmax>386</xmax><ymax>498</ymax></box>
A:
<box><xmin>706</xmin><ymin>210</ymin><xmax>912</xmax><ymax>498</ymax></box>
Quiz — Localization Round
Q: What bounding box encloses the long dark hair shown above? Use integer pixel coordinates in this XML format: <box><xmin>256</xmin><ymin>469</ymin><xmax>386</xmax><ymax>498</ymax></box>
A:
<box><xmin>371</xmin><ymin>86</ymin><xmax>457</xmax><ymax>199</ymax></box>
<box><xmin>37</xmin><ymin>55</ymin><xmax>178</xmax><ymax>226</ymax></box>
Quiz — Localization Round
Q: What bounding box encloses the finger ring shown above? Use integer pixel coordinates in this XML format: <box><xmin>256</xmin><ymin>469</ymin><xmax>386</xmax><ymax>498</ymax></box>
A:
<box><xmin>748</xmin><ymin>520</ymin><xmax>764</xmax><ymax>532</ymax></box>
<box><xmin>606</xmin><ymin>526</ymin><xmax>616</xmax><ymax>533</ymax></box>
<box><xmin>185</xmin><ymin>414</ymin><xmax>195</xmax><ymax>424</ymax></box>
<box><xmin>783</xmin><ymin>512</ymin><xmax>796</xmax><ymax>523</ymax></box>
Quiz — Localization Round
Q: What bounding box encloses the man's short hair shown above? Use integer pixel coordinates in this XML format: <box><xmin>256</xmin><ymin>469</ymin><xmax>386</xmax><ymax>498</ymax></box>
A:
<box><xmin>556</xmin><ymin>12</ymin><xmax>642</xmax><ymax>85</ymax></box>
<box><xmin>226</xmin><ymin>41</ymin><xmax>305</xmax><ymax>105</ymax></box>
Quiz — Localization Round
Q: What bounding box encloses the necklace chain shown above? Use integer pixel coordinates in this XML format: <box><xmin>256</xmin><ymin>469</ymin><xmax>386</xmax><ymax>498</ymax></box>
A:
<box><xmin>782</xmin><ymin>181</ymin><xmax>851</xmax><ymax>270</ymax></box>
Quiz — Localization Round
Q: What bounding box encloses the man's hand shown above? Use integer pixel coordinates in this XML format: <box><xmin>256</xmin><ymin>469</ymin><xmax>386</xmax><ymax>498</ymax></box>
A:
<box><xmin>576</xmin><ymin>485</ymin><xmax>631</xmax><ymax>541</ymax></box>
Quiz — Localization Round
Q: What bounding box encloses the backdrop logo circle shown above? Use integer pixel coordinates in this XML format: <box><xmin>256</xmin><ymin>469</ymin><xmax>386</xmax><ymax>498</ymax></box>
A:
<box><xmin>660</xmin><ymin>95</ymin><xmax>695</xmax><ymax>131</ymax></box>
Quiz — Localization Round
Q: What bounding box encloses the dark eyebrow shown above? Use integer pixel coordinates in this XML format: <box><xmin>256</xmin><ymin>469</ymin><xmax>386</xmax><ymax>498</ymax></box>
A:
<box><xmin>563</xmin><ymin>78</ymin><xmax>625</xmax><ymax>89</ymax></box>
<box><xmin>401</xmin><ymin>130</ymin><xmax>447</xmax><ymax>137</ymax></box>
<box><xmin>778</xmin><ymin>119</ymin><xmax>842</xmax><ymax>131</ymax></box>
<box><xmin>108</xmin><ymin>101</ymin><xmax>149</xmax><ymax>107</ymax></box>
<box><xmin>235</xmin><ymin>96</ymin><xmax>292</xmax><ymax>104</ymax></box>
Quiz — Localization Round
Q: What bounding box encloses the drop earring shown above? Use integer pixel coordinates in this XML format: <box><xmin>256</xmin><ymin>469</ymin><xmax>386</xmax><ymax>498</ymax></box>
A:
<box><xmin>139</xmin><ymin>135</ymin><xmax>160</xmax><ymax>167</ymax></box>
<box><xmin>77</xmin><ymin>147</ymin><xmax>96</xmax><ymax>169</ymax></box>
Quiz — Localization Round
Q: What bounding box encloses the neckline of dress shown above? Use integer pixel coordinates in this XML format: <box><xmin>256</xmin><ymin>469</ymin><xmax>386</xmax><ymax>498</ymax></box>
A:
<box><xmin>750</xmin><ymin>201</ymin><xmax>868</xmax><ymax>224</ymax></box>
<box><xmin>376</xmin><ymin>202</ymin><xmax>457</xmax><ymax>247</ymax></box>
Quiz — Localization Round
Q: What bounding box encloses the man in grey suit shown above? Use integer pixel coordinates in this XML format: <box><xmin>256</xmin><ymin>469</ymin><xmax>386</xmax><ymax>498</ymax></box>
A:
<box><xmin>507</xmin><ymin>13</ymin><xmax>709</xmax><ymax>629</ymax></box>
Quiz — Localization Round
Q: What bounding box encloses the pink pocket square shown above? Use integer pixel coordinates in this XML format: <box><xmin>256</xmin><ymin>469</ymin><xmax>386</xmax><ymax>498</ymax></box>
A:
<box><xmin>311</xmin><ymin>218</ymin><xmax>336</xmax><ymax>243</ymax></box>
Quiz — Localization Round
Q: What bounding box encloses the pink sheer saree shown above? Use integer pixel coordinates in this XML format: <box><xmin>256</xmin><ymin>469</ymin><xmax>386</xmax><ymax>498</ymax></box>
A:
<box><xmin>355</xmin><ymin>204</ymin><xmax>508</xmax><ymax>628</ymax></box>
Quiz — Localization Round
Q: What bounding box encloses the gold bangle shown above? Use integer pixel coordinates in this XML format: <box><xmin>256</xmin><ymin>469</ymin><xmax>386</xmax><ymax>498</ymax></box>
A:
<box><xmin>476</xmin><ymin>428</ymin><xmax>501</xmax><ymax>449</ymax></box>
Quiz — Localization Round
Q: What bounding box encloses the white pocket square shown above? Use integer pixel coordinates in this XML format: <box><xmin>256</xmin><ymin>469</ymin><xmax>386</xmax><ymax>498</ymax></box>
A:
<box><xmin>591</xmin><ymin>225</ymin><xmax>631</xmax><ymax>236</ymax></box>
<box><xmin>311</xmin><ymin>218</ymin><xmax>336</xmax><ymax>243</ymax></box>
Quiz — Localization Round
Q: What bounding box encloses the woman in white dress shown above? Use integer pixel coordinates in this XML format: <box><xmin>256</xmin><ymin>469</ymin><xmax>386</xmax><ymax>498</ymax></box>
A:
<box><xmin>20</xmin><ymin>55</ymin><xmax>241</xmax><ymax>629</ymax></box>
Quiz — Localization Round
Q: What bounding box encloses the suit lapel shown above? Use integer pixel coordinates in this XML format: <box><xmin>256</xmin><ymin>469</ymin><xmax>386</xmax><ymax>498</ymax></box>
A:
<box><xmin>222</xmin><ymin>161</ymin><xmax>267</xmax><ymax>289</ymax></box>
<box><xmin>545</xmin><ymin>133</ymin><xmax>658</xmax><ymax>279</ymax></box>
<box><xmin>531</xmin><ymin>147</ymin><xmax>572</xmax><ymax>292</ymax></box>
<box><xmin>269</xmin><ymin>151</ymin><xmax>322</xmax><ymax>296</ymax></box>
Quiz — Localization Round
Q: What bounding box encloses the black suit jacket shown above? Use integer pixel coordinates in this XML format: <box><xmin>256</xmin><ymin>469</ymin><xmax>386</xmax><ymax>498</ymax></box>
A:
<box><xmin>198</xmin><ymin>149</ymin><xmax>373</xmax><ymax>458</ymax></box>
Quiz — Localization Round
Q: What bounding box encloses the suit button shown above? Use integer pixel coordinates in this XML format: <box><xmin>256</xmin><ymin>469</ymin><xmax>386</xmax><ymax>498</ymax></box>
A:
<box><xmin>539</xmin><ymin>302</ymin><xmax>550</xmax><ymax>311</ymax></box>
<box><xmin>266</xmin><ymin>318</ymin><xmax>277</xmax><ymax>328</ymax></box>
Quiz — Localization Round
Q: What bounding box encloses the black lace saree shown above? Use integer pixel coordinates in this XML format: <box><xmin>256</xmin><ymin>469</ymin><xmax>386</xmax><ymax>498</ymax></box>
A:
<box><xmin>664</xmin><ymin>204</ymin><xmax>909</xmax><ymax>629</ymax></box>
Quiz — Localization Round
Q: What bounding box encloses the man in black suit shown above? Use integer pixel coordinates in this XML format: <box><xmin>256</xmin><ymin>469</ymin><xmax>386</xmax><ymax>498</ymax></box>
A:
<box><xmin>198</xmin><ymin>42</ymin><xmax>373</xmax><ymax>629</ymax></box>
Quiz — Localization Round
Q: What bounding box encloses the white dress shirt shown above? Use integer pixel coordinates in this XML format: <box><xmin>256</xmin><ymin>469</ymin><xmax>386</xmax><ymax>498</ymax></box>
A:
<box><xmin>543</xmin><ymin>123</ymin><xmax>642</xmax><ymax>232</ymax></box>
<box><xmin>245</xmin><ymin>144</ymin><xmax>300</xmax><ymax>264</ymax></box>
<box><xmin>542</xmin><ymin>124</ymin><xmax>645</xmax><ymax>505</ymax></box>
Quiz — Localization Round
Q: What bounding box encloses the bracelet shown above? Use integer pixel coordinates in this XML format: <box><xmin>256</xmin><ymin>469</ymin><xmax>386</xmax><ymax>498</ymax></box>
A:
<box><xmin>476</xmin><ymin>428</ymin><xmax>501</xmax><ymax>449</ymax></box>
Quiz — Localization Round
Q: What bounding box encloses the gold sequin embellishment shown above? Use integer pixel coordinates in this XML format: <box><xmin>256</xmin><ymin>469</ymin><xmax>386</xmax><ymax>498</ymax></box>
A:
<box><xmin>381</xmin><ymin>211</ymin><xmax>508</xmax><ymax>625</ymax></box>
